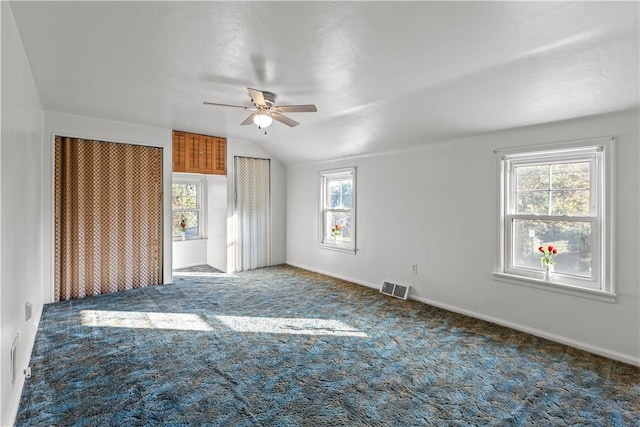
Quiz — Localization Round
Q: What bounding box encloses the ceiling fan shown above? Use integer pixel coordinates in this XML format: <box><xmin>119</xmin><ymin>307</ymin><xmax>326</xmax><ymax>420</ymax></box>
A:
<box><xmin>203</xmin><ymin>87</ymin><xmax>317</xmax><ymax>129</ymax></box>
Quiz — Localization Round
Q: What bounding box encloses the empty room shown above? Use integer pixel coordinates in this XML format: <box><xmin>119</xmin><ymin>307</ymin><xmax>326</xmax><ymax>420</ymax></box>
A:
<box><xmin>1</xmin><ymin>1</ymin><xmax>639</xmax><ymax>425</ymax></box>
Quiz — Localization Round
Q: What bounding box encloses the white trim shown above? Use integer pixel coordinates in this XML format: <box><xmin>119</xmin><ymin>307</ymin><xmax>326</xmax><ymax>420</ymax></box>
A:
<box><xmin>317</xmin><ymin>241</ymin><xmax>358</xmax><ymax>254</ymax></box>
<box><xmin>285</xmin><ymin>262</ymin><xmax>638</xmax><ymax>367</ymax></box>
<box><xmin>286</xmin><ymin>262</ymin><xmax>378</xmax><ymax>291</ymax></box>
<box><xmin>408</xmin><ymin>293</ymin><xmax>638</xmax><ymax>367</ymax></box>
<box><xmin>493</xmin><ymin>136</ymin><xmax>613</xmax><ymax>156</ymax></box>
<box><xmin>493</xmin><ymin>272</ymin><xmax>616</xmax><ymax>303</ymax></box>
<box><xmin>173</xmin><ymin>237</ymin><xmax>208</xmax><ymax>244</ymax></box>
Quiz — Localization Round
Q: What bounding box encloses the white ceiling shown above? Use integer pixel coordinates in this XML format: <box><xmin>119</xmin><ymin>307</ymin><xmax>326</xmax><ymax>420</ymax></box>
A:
<box><xmin>9</xmin><ymin>1</ymin><xmax>639</xmax><ymax>164</ymax></box>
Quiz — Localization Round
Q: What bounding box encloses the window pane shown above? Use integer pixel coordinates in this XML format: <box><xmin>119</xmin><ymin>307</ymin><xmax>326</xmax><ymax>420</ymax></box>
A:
<box><xmin>327</xmin><ymin>178</ymin><xmax>352</xmax><ymax>209</ymax></box>
<box><xmin>516</xmin><ymin>165</ymin><xmax>549</xmax><ymax>190</ymax></box>
<box><xmin>172</xmin><ymin>184</ymin><xmax>198</xmax><ymax>209</ymax></box>
<box><xmin>512</xmin><ymin>219</ymin><xmax>592</xmax><ymax>277</ymax></box>
<box><xmin>340</xmin><ymin>181</ymin><xmax>352</xmax><ymax>208</ymax></box>
<box><xmin>328</xmin><ymin>180</ymin><xmax>341</xmax><ymax>208</ymax></box>
<box><xmin>515</xmin><ymin>165</ymin><xmax>549</xmax><ymax>214</ymax></box>
<box><xmin>551</xmin><ymin>190</ymin><xmax>590</xmax><ymax>216</ymax></box>
<box><xmin>515</xmin><ymin>162</ymin><xmax>591</xmax><ymax>216</ymax></box>
<box><xmin>551</xmin><ymin>162</ymin><xmax>589</xmax><ymax>190</ymax></box>
<box><xmin>324</xmin><ymin>210</ymin><xmax>352</xmax><ymax>243</ymax></box>
<box><xmin>173</xmin><ymin>211</ymin><xmax>199</xmax><ymax>237</ymax></box>
<box><xmin>516</xmin><ymin>191</ymin><xmax>548</xmax><ymax>215</ymax></box>
<box><xmin>550</xmin><ymin>162</ymin><xmax>590</xmax><ymax>216</ymax></box>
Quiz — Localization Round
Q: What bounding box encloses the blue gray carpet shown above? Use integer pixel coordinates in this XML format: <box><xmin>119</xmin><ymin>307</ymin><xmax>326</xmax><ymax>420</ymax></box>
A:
<box><xmin>16</xmin><ymin>265</ymin><xmax>640</xmax><ymax>426</ymax></box>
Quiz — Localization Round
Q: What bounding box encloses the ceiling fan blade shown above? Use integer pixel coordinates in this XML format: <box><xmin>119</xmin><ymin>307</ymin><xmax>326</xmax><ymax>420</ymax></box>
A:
<box><xmin>247</xmin><ymin>88</ymin><xmax>266</xmax><ymax>106</ymax></box>
<box><xmin>241</xmin><ymin>113</ymin><xmax>257</xmax><ymax>126</ymax></box>
<box><xmin>203</xmin><ymin>101</ymin><xmax>250</xmax><ymax>110</ymax></box>
<box><xmin>275</xmin><ymin>104</ymin><xmax>317</xmax><ymax>113</ymax></box>
<box><xmin>270</xmin><ymin>112</ymin><xmax>299</xmax><ymax>127</ymax></box>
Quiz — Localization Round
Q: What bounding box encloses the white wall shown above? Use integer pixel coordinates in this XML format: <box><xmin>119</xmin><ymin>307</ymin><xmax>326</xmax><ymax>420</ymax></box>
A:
<box><xmin>286</xmin><ymin>109</ymin><xmax>640</xmax><ymax>366</ymax></box>
<box><xmin>42</xmin><ymin>111</ymin><xmax>174</xmax><ymax>301</ymax></box>
<box><xmin>0</xmin><ymin>3</ymin><xmax>44</xmax><ymax>425</ymax></box>
<box><xmin>173</xmin><ymin>238</ymin><xmax>208</xmax><ymax>269</ymax></box>
<box><xmin>206</xmin><ymin>174</ymin><xmax>227</xmax><ymax>271</ymax></box>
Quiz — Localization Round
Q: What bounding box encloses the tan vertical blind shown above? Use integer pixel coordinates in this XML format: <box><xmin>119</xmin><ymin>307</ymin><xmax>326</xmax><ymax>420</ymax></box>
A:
<box><xmin>54</xmin><ymin>136</ymin><xmax>162</xmax><ymax>301</ymax></box>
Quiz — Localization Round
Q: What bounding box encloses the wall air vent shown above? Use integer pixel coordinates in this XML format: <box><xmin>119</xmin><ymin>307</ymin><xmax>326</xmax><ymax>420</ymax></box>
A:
<box><xmin>380</xmin><ymin>281</ymin><xmax>410</xmax><ymax>300</ymax></box>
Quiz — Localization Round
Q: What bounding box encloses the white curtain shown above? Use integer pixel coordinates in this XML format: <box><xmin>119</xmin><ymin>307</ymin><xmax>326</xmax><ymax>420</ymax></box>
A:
<box><xmin>233</xmin><ymin>156</ymin><xmax>271</xmax><ymax>271</ymax></box>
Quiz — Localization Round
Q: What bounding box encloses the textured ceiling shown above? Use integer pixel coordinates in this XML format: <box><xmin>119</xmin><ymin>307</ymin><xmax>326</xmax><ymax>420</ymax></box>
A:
<box><xmin>9</xmin><ymin>1</ymin><xmax>639</xmax><ymax>164</ymax></box>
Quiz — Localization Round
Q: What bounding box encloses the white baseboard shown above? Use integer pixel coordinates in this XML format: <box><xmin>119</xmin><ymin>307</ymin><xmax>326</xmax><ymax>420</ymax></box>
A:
<box><xmin>284</xmin><ymin>262</ymin><xmax>640</xmax><ymax>367</ymax></box>
<box><xmin>285</xmin><ymin>262</ymin><xmax>380</xmax><ymax>291</ymax></box>
<box><xmin>409</xmin><ymin>294</ymin><xmax>639</xmax><ymax>367</ymax></box>
<box><xmin>7</xmin><ymin>307</ymin><xmax>42</xmax><ymax>427</ymax></box>
<box><xmin>173</xmin><ymin>261</ymin><xmax>208</xmax><ymax>269</ymax></box>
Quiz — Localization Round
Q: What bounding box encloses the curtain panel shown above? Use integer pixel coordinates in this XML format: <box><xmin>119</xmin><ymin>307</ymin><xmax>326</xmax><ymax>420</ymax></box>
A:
<box><xmin>233</xmin><ymin>156</ymin><xmax>271</xmax><ymax>271</ymax></box>
<box><xmin>54</xmin><ymin>136</ymin><xmax>162</xmax><ymax>301</ymax></box>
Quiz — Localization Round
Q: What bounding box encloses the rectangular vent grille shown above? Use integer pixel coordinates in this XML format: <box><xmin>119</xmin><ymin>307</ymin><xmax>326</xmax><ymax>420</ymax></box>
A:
<box><xmin>380</xmin><ymin>281</ymin><xmax>410</xmax><ymax>300</ymax></box>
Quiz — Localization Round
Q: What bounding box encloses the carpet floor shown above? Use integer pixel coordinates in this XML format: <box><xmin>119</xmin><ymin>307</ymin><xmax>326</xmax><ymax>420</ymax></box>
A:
<box><xmin>16</xmin><ymin>265</ymin><xmax>640</xmax><ymax>426</ymax></box>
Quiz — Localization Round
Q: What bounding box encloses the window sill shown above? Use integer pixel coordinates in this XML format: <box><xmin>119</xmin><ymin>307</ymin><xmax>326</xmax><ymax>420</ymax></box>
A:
<box><xmin>492</xmin><ymin>272</ymin><xmax>616</xmax><ymax>303</ymax></box>
<box><xmin>173</xmin><ymin>237</ymin><xmax>207</xmax><ymax>243</ymax></box>
<box><xmin>318</xmin><ymin>242</ymin><xmax>356</xmax><ymax>254</ymax></box>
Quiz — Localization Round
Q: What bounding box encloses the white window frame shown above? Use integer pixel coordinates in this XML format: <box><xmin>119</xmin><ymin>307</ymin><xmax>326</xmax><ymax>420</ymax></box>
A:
<box><xmin>494</xmin><ymin>138</ymin><xmax>615</xmax><ymax>302</ymax></box>
<box><xmin>318</xmin><ymin>167</ymin><xmax>357</xmax><ymax>254</ymax></box>
<box><xmin>172</xmin><ymin>175</ymin><xmax>206</xmax><ymax>240</ymax></box>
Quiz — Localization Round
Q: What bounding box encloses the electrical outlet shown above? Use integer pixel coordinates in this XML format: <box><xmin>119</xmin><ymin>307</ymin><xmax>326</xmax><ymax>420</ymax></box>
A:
<box><xmin>411</xmin><ymin>264</ymin><xmax>418</xmax><ymax>274</ymax></box>
<box><xmin>25</xmin><ymin>302</ymin><xmax>33</xmax><ymax>321</ymax></box>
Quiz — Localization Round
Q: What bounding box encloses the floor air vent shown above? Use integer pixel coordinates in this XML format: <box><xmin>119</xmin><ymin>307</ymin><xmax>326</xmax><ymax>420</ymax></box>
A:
<box><xmin>380</xmin><ymin>281</ymin><xmax>410</xmax><ymax>300</ymax></box>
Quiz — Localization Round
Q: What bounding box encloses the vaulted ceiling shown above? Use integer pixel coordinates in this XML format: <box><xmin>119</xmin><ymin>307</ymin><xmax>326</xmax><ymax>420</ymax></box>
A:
<box><xmin>9</xmin><ymin>1</ymin><xmax>639</xmax><ymax>164</ymax></box>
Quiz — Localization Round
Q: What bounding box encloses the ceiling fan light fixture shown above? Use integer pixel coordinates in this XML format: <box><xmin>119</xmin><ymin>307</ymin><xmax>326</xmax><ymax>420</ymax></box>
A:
<box><xmin>253</xmin><ymin>112</ymin><xmax>273</xmax><ymax>129</ymax></box>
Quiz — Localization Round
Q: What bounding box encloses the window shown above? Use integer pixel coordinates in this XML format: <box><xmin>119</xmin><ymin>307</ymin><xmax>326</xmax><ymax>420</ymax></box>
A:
<box><xmin>496</xmin><ymin>138</ymin><xmax>614</xmax><ymax>298</ymax></box>
<box><xmin>319</xmin><ymin>167</ymin><xmax>356</xmax><ymax>253</ymax></box>
<box><xmin>172</xmin><ymin>178</ymin><xmax>204</xmax><ymax>240</ymax></box>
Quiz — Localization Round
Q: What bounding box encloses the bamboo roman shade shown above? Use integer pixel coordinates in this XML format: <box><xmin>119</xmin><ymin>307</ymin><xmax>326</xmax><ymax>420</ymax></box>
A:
<box><xmin>54</xmin><ymin>136</ymin><xmax>163</xmax><ymax>301</ymax></box>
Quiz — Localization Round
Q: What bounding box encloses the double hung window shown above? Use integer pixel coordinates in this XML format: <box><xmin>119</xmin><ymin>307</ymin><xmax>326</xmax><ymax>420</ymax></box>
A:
<box><xmin>172</xmin><ymin>178</ymin><xmax>204</xmax><ymax>240</ymax></box>
<box><xmin>319</xmin><ymin>167</ymin><xmax>356</xmax><ymax>253</ymax></box>
<box><xmin>497</xmin><ymin>138</ymin><xmax>613</xmax><ymax>297</ymax></box>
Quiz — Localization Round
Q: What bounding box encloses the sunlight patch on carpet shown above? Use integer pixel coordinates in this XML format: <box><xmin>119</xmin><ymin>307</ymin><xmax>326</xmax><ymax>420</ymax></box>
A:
<box><xmin>80</xmin><ymin>310</ymin><xmax>213</xmax><ymax>331</ymax></box>
<box><xmin>215</xmin><ymin>315</ymin><xmax>369</xmax><ymax>337</ymax></box>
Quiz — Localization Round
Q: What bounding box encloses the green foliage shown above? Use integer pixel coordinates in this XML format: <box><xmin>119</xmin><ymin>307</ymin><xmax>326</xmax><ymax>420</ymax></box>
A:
<box><xmin>515</xmin><ymin>162</ymin><xmax>590</xmax><ymax>216</ymax></box>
